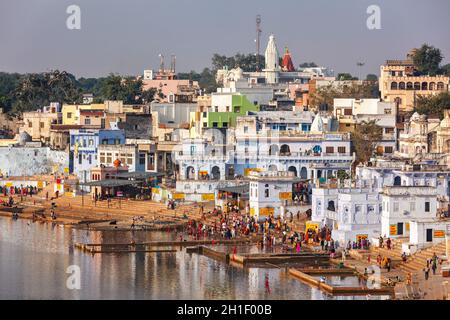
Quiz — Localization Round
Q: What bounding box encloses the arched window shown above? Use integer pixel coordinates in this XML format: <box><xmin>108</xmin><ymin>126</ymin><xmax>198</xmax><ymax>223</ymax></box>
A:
<box><xmin>437</xmin><ymin>82</ymin><xmax>445</xmax><ymax>91</ymax></box>
<box><xmin>288</xmin><ymin>166</ymin><xmax>297</xmax><ymax>177</ymax></box>
<box><xmin>211</xmin><ymin>166</ymin><xmax>220</xmax><ymax>180</ymax></box>
<box><xmin>394</xmin><ymin>176</ymin><xmax>401</xmax><ymax>186</ymax></box>
<box><xmin>414</xmin><ymin>82</ymin><xmax>420</xmax><ymax>90</ymax></box>
<box><xmin>269</xmin><ymin>144</ymin><xmax>279</xmax><ymax>156</ymax></box>
<box><xmin>399</xmin><ymin>82</ymin><xmax>406</xmax><ymax>90</ymax></box>
<box><xmin>429</xmin><ymin>82</ymin><xmax>435</xmax><ymax>90</ymax></box>
<box><xmin>317</xmin><ymin>170</ymin><xmax>322</xmax><ymax>179</ymax></box>
<box><xmin>300</xmin><ymin>167</ymin><xmax>308</xmax><ymax>179</ymax></box>
<box><xmin>186</xmin><ymin>166</ymin><xmax>195</xmax><ymax>180</ymax></box>
<box><xmin>280</xmin><ymin>144</ymin><xmax>291</xmax><ymax>155</ymax></box>
<box><xmin>264</xmin><ymin>184</ymin><xmax>269</xmax><ymax>198</ymax></box>
<box><xmin>327</xmin><ymin>200</ymin><xmax>335</xmax><ymax>212</ymax></box>
<box><xmin>406</xmin><ymin>82</ymin><xmax>413</xmax><ymax>90</ymax></box>
<box><xmin>390</xmin><ymin>82</ymin><xmax>398</xmax><ymax>90</ymax></box>
<box><xmin>421</xmin><ymin>82</ymin><xmax>428</xmax><ymax>90</ymax></box>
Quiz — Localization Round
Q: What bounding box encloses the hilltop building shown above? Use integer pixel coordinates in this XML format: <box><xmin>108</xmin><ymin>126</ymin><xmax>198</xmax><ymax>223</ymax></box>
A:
<box><xmin>379</xmin><ymin>59</ymin><xmax>449</xmax><ymax>113</ymax></box>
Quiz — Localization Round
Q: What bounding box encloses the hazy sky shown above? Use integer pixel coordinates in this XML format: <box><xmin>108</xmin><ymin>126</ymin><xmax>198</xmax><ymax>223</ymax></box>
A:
<box><xmin>0</xmin><ymin>0</ymin><xmax>449</xmax><ymax>78</ymax></box>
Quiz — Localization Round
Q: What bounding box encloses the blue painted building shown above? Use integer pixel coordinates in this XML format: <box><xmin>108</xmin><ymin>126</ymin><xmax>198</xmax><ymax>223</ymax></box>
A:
<box><xmin>69</xmin><ymin>129</ymin><xmax>125</xmax><ymax>184</ymax></box>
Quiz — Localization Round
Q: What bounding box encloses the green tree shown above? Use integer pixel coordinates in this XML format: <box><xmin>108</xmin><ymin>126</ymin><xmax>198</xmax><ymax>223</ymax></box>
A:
<box><xmin>299</xmin><ymin>62</ymin><xmax>318</xmax><ymax>68</ymax></box>
<box><xmin>100</xmin><ymin>74</ymin><xmax>123</xmax><ymax>101</ymax></box>
<box><xmin>415</xmin><ymin>92</ymin><xmax>450</xmax><ymax>119</ymax></box>
<box><xmin>211</xmin><ymin>54</ymin><xmax>235</xmax><ymax>71</ymax></box>
<box><xmin>121</xmin><ymin>77</ymin><xmax>143</xmax><ymax>104</ymax></box>
<box><xmin>98</xmin><ymin>74</ymin><xmax>145</xmax><ymax>104</ymax></box>
<box><xmin>177</xmin><ymin>68</ymin><xmax>217</xmax><ymax>93</ymax></box>
<box><xmin>198</xmin><ymin>68</ymin><xmax>217</xmax><ymax>93</ymax></box>
<box><xmin>13</xmin><ymin>70</ymin><xmax>81</xmax><ymax>113</ymax></box>
<box><xmin>46</xmin><ymin>70</ymin><xmax>81</xmax><ymax>104</ymax></box>
<box><xmin>141</xmin><ymin>87</ymin><xmax>157</xmax><ymax>104</ymax></box>
<box><xmin>0</xmin><ymin>72</ymin><xmax>21</xmax><ymax>112</ymax></box>
<box><xmin>337</xmin><ymin>170</ymin><xmax>350</xmax><ymax>187</ymax></box>
<box><xmin>441</xmin><ymin>63</ymin><xmax>450</xmax><ymax>77</ymax></box>
<box><xmin>366</xmin><ymin>74</ymin><xmax>378</xmax><ymax>81</ymax></box>
<box><xmin>352</xmin><ymin>120</ymin><xmax>383</xmax><ymax>165</ymax></box>
<box><xmin>411</xmin><ymin>44</ymin><xmax>443</xmax><ymax>76</ymax></box>
<box><xmin>310</xmin><ymin>82</ymin><xmax>379</xmax><ymax>112</ymax></box>
<box><xmin>211</xmin><ymin>53</ymin><xmax>264</xmax><ymax>72</ymax></box>
<box><xmin>157</xmin><ymin>89</ymin><xmax>165</xmax><ymax>100</ymax></box>
<box><xmin>177</xmin><ymin>71</ymin><xmax>202</xmax><ymax>82</ymax></box>
<box><xmin>77</xmin><ymin>77</ymin><xmax>105</xmax><ymax>97</ymax></box>
<box><xmin>337</xmin><ymin>73</ymin><xmax>358</xmax><ymax>81</ymax></box>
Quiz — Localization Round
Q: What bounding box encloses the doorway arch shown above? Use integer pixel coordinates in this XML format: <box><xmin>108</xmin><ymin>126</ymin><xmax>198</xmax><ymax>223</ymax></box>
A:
<box><xmin>288</xmin><ymin>166</ymin><xmax>297</xmax><ymax>177</ymax></box>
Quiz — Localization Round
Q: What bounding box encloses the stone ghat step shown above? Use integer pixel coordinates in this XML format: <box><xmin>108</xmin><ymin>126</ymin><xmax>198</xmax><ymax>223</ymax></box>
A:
<box><xmin>75</xmin><ymin>238</ymin><xmax>259</xmax><ymax>249</ymax></box>
<box><xmin>86</xmin><ymin>249</ymin><xmax>178</xmax><ymax>254</ymax></box>
<box><xmin>371</xmin><ymin>249</ymin><xmax>404</xmax><ymax>259</ymax></box>
<box><xmin>288</xmin><ymin>268</ymin><xmax>395</xmax><ymax>297</ymax></box>
<box><xmin>399</xmin><ymin>264</ymin><xmax>424</xmax><ymax>272</ymax></box>
<box><xmin>56</xmin><ymin>196</ymin><xmax>202</xmax><ymax>215</ymax></box>
<box><xmin>54</xmin><ymin>197</ymin><xmax>199</xmax><ymax>217</ymax></box>
<box><xmin>373</xmin><ymin>249</ymin><xmax>402</xmax><ymax>257</ymax></box>
<box><xmin>413</xmin><ymin>251</ymin><xmax>447</xmax><ymax>261</ymax></box>
<box><xmin>398</xmin><ymin>242</ymin><xmax>447</xmax><ymax>272</ymax></box>
<box><xmin>231</xmin><ymin>253</ymin><xmax>330</xmax><ymax>266</ymax></box>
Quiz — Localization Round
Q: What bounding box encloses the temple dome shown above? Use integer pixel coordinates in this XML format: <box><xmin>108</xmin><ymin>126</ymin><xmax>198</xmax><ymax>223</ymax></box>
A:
<box><xmin>410</xmin><ymin>112</ymin><xmax>423</xmax><ymax>122</ymax></box>
<box><xmin>281</xmin><ymin>47</ymin><xmax>295</xmax><ymax>72</ymax></box>
<box><xmin>17</xmin><ymin>131</ymin><xmax>32</xmax><ymax>146</ymax></box>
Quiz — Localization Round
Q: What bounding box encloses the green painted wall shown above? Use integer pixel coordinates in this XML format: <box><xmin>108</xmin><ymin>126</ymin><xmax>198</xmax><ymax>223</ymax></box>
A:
<box><xmin>202</xmin><ymin>94</ymin><xmax>259</xmax><ymax>128</ymax></box>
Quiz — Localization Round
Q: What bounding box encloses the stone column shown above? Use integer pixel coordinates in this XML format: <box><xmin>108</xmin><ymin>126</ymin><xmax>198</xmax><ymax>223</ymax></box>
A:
<box><xmin>195</xmin><ymin>166</ymin><xmax>199</xmax><ymax>181</ymax></box>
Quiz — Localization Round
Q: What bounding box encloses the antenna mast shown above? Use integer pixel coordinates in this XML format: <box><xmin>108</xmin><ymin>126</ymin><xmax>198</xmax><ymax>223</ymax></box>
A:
<box><xmin>158</xmin><ymin>54</ymin><xmax>164</xmax><ymax>72</ymax></box>
<box><xmin>256</xmin><ymin>15</ymin><xmax>262</xmax><ymax>71</ymax></box>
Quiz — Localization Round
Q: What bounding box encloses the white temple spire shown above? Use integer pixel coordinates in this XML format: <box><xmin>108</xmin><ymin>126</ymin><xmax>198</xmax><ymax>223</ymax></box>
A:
<box><xmin>264</xmin><ymin>34</ymin><xmax>280</xmax><ymax>84</ymax></box>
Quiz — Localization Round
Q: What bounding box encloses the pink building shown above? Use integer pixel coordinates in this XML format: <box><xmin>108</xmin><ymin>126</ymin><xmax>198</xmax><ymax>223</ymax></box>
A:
<box><xmin>142</xmin><ymin>79</ymin><xmax>200</xmax><ymax>103</ymax></box>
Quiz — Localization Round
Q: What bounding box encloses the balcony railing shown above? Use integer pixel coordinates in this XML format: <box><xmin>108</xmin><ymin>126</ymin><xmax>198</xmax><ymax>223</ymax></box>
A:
<box><xmin>175</xmin><ymin>151</ymin><xmax>353</xmax><ymax>161</ymax></box>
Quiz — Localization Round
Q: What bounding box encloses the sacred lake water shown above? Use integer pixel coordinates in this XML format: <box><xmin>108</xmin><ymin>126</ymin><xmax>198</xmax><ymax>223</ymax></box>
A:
<box><xmin>0</xmin><ymin>217</ymin><xmax>388</xmax><ymax>300</ymax></box>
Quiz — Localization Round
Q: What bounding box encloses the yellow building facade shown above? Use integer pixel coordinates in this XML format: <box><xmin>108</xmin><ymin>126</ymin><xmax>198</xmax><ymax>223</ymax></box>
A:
<box><xmin>379</xmin><ymin>60</ymin><xmax>449</xmax><ymax>113</ymax></box>
<box><xmin>62</xmin><ymin>103</ymin><xmax>106</xmax><ymax>125</ymax></box>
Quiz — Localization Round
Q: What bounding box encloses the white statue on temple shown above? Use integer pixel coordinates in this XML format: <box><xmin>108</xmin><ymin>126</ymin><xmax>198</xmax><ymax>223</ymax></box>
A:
<box><xmin>264</xmin><ymin>34</ymin><xmax>280</xmax><ymax>84</ymax></box>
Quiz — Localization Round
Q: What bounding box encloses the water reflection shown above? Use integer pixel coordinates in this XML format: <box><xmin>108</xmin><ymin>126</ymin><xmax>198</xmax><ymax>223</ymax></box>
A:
<box><xmin>0</xmin><ymin>217</ymin><xmax>386</xmax><ymax>300</ymax></box>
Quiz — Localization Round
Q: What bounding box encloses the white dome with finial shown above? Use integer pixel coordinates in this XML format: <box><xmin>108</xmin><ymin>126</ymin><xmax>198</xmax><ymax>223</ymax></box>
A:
<box><xmin>311</xmin><ymin>115</ymin><xmax>324</xmax><ymax>133</ymax></box>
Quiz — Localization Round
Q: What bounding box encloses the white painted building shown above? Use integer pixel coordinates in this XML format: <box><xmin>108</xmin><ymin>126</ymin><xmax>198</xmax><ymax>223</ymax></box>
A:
<box><xmin>216</xmin><ymin>35</ymin><xmax>333</xmax><ymax>89</ymax></box>
<box><xmin>233</xmin><ymin>115</ymin><xmax>353</xmax><ymax>180</ymax></box>
<box><xmin>398</xmin><ymin>112</ymin><xmax>440</xmax><ymax>158</ymax></box>
<box><xmin>0</xmin><ymin>145</ymin><xmax>69</xmax><ymax>177</ymax></box>
<box><xmin>174</xmin><ymin>111</ymin><xmax>354</xmax><ymax>201</ymax></box>
<box><xmin>381</xmin><ymin>186</ymin><xmax>437</xmax><ymax>238</ymax></box>
<box><xmin>334</xmin><ymin>98</ymin><xmax>397</xmax><ymax>155</ymax></box>
<box><xmin>173</xmin><ymin>135</ymin><xmax>234</xmax><ymax>202</ymax></box>
<box><xmin>312</xmin><ymin>187</ymin><xmax>382</xmax><ymax>246</ymax></box>
<box><xmin>248</xmin><ymin>171</ymin><xmax>304</xmax><ymax>221</ymax></box>
<box><xmin>334</xmin><ymin>98</ymin><xmax>395</xmax><ymax>117</ymax></box>
<box><xmin>356</xmin><ymin>163</ymin><xmax>450</xmax><ymax>200</ymax></box>
<box><xmin>409</xmin><ymin>220</ymin><xmax>450</xmax><ymax>251</ymax></box>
